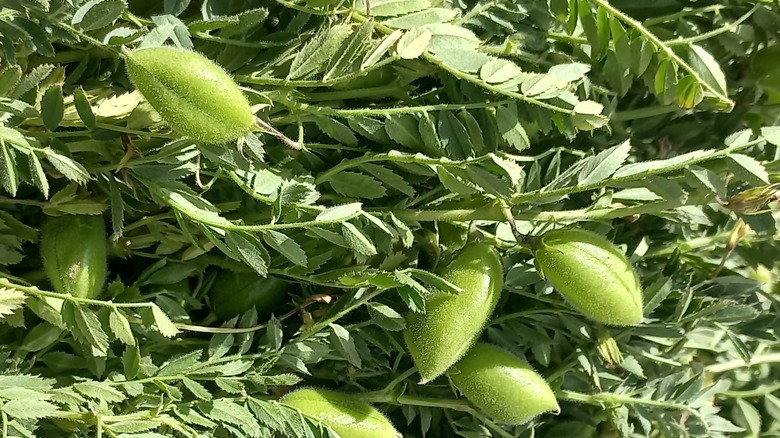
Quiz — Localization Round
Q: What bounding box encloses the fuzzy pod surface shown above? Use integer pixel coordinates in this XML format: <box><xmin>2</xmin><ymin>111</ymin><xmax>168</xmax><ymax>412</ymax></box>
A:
<box><xmin>533</xmin><ymin>228</ymin><xmax>643</xmax><ymax>326</ymax></box>
<box><xmin>124</xmin><ymin>46</ymin><xmax>253</xmax><ymax>144</ymax></box>
<box><xmin>41</xmin><ymin>214</ymin><xmax>107</xmax><ymax>299</ymax></box>
<box><xmin>403</xmin><ymin>242</ymin><xmax>503</xmax><ymax>383</ymax></box>
<box><xmin>449</xmin><ymin>343</ymin><xmax>560</xmax><ymax>424</ymax></box>
<box><xmin>210</xmin><ymin>272</ymin><xmax>289</xmax><ymax>320</ymax></box>
<box><xmin>281</xmin><ymin>388</ymin><xmax>400</xmax><ymax>438</ymax></box>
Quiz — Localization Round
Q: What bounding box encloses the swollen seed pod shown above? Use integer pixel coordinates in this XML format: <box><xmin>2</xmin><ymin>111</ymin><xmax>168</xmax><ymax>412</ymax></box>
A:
<box><xmin>533</xmin><ymin>229</ymin><xmax>643</xmax><ymax>326</ymax></box>
<box><xmin>41</xmin><ymin>214</ymin><xmax>107</xmax><ymax>299</ymax></box>
<box><xmin>281</xmin><ymin>389</ymin><xmax>400</xmax><ymax>438</ymax></box>
<box><xmin>449</xmin><ymin>343</ymin><xmax>560</xmax><ymax>425</ymax></box>
<box><xmin>403</xmin><ymin>243</ymin><xmax>503</xmax><ymax>383</ymax></box>
<box><xmin>124</xmin><ymin>46</ymin><xmax>253</xmax><ymax>144</ymax></box>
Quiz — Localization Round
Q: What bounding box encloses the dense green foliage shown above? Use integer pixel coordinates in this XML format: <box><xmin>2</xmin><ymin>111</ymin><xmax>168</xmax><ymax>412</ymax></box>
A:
<box><xmin>0</xmin><ymin>0</ymin><xmax>779</xmax><ymax>437</ymax></box>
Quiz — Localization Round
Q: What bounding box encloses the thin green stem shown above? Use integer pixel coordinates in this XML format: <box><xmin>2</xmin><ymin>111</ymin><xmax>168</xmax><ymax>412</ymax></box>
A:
<box><xmin>237</xmin><ymin>56</ymin><xmax>397</xmax><ymax>88</ymax></box>
<box><xmin>665</xmin><ymin>5</ymin><xmax>760</xmax><ymax>47</ymax></box>
<box><xmin>706</xmin><ymin>353</ymin><xmax>780</xmax><ymax>374</ymax></box>
<box><xmin>557</xmin><ymin>390</ymin><xmax>694</xmax><ymax>412</ymax></box>
<box><xmin>390</xmin><ymin>197</ymin><xmax>700</xmax><ymax>223</ymax></box>
<box><xmin>643</xmin><ymin>5</ymin><xmax>725</xmax><ymax>26</ymax></box>
<box><xmin>718</xmin><ymin>382</ymin><xmax>780</xmax><ymax>399</ymax></box>
<box><xmin>0</xmin><ymin>277</ymin><xmax>155</xmax><ymax>309</ymax></box>
<box><xmin>192</xmin><ymin>32</ymin><xmax>296</xmax><ymax>48</ymax></box>
<box><xmin>644</xmin><ymin>229</ymin><xmax>756</xmax><ymax>258</ymax></box>
<box><xmin>293</xmin><ymin>287</ymin><xmax>385</xmax><ymax>344</ymax></box>
<box><xmin>315</xmin><ymin>152</ymin><xmax>493</xmax><ymax>184</ymax></box>
<box><xmin>510</xmin><ymin>137</ymin><xmax>763</xmax><ymax>204</ymax></box>
<box><xmin>276</xmin><ymin>99</ymin><xmax>512</xmax><ymax>125</ymax></box>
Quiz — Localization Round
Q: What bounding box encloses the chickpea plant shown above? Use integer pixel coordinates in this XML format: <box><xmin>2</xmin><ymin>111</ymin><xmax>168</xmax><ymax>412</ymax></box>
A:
<box><xmin>0</xmin><ymin>1</ymin><xmax>779</xmax><ymax>437</ymax></box>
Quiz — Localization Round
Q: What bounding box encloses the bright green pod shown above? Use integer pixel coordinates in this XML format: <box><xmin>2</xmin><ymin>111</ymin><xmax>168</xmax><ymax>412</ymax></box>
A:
<box><xmin>281</xmin><ymin>389</ymin><xmax>400</xmax><ymax>438</ymax></box>
<box><xmin>449</xmin><ymin>343</ymin><xmax>560</xmax><ymax>425</ymax></box>
<box><xmin>124</xmin><ymin>46</ymin><xmax>253</xmax><ymax>144</ymax></box>
<box><xmin>41</xmin><ymin>215</ymin><xmax>107</xmax><ymax>299</ymax></box>
<box><xmin>533</xmin><ymin>229</ymin><xmax>643</xmax><ymax>326</ymax></box>
<box><xmin>403</xmin><ymin>243</ymin><xmax>503</xmax><ymax>383</ymax></box>
<box><xmin>209</xmin><ymin>272</ymin><xmax>290</xmax><ymax>320</ymax></box>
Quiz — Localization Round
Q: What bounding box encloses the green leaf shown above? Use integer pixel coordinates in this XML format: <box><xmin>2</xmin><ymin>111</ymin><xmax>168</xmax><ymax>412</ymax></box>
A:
<box><xmin>330</xmin><ymin>323</ymin><xmax>361</xmax><ymax>367</ymax></box>
<box><xmin>2</xmin><ymin>399</ymin><xmax>57</xmax><ymax>420</ymax></box>
<box><xmin>73</xmin><ymin>381</ymin><xmax>126</xmax><ymax>403</ymax></box>
<box><xmin>150</xmin><ymin>303</ymin><xmax>179</xmax><ymax>337</ymax></box>
<box><xmin>496</xmin><ymin>104</ymin><xmax>530</xmax><ymax>151</ymax></box>
<box><xmin>323</xmin><ymin>20</ymin><xmax>372</xmax><ymax>80</ymax></box>
<box><xmin>288</xmin><ymin>25</ymin><xmax>351</xmax><ymax>80</ymax></box>
<box><xmin>202</xmin><ymin>399</ymin><xmax>263</xmax><ymax>437</ymax></box>
<box><xmin>157</xmin><ymin>351</ymin><xmax>202</xmax><ymax>377</ymax></box>
<box><xmin>384</xmin><ymin>8</ymin><xmax>458</xmax><ymax>29</ymax></box>
<box><xmin>480</xmin><ymin>58</ymin><xmax>523</xmax><ymax>83</ymax></box>
<box><xmin>316</xmin><ymin>203</ymin><xmax>363</xmax><ymax>222</ymax></box>
<box><xmin>329</xmin><ymin>171</ymin><xmax>386</xmax><ymax>199</ymax></box>
<box><xmin>732</xmin><ymin>398</ymin><xmax>761</xmax><ymax>437</ymax></box>
<box><xmin>404</xmin><ymin>268</ymin><xmax>462</xmax><ymax>295</ymax></box>
<box><xmin>42</xmin><ymin>149</ymin><xmax>91</xmax><ymax>184</ymax></box>
<box><xmin>397</xmin><ymin>27</ymin><xmax>432</xmax><ymax>59</ymax></box>
<box><xmin>438</xmin><ymin>111</ymin><xmax>473</xmax><ymax>159</ymax></box>
<box><xmin>360</xmin><ymin>163</ymin><xmax>415</xmax><ymax>197</ymax></box>
<box><xmin>109</xmin><ymin>308</ymin><xmax>136</xmax><ymax>346</ymax></box>
<box><xmin>0</xmin><ymin>144</ymin><xmax>19</xmax><ymax>196</ymax></box>
<box><xmin>366</xmin><ymin>0</ymin><xmax>431</xmax><ymax>17</ymax></box>
<box><xmin>0</xmin><ymin>288</ymin><xmax>25</xmax><ymax>320</ymax></box>
<box><xmin>182</xmin><ymin>377</ymin><xmax>212</xmax><ymax>401</ymax></box>
<box><xmin>62</xmin><ymin>302</ymin><xmax>109</xmax><ymax>356</ymax></box>
<box><xmin>263</xmin><ymin>230</ymin><xmax>307</xmax><ymax>267</ymax></box>
<box><xmin>341</xmin><ymin>222</ymin><xmax>377</xmax><ymax>256</ymax></box>
<box><xmin>147</xmin><ymin>181</ymin><xmax>232</xmax><ymax>228</ymax></box>
<box><xmin>225</xmin><ymin>231</ymin><xmax>269</xmax><ymax>277</ymax></box>
<box><xmin>688</xmin><ymin>44</ymin><xmax>728</xmax><ymax>96</ymax></box>
<box><xmin>366</xmin><ymin>302</ymin><xmax>405</xmax><ymax>331</ymax></box>
<box><xmin>313</xmin><ymin>116</ymin><xmax>358</xmax><ymax>146</ymax></box>
<box><xmin>727</xmin><ymin>154</ymin><xmax>769</xmax><ymax>185</ymax></box>
<box><xmin>578</xmin><ymin>141</ymin><xmax>631</xmax><ymax>186</ymax></box>
<box><xmin>385</xmin><ymin>115</ymin><xmax>425</xmax><ymax>151</ymax></box>
<box><xmin>41</xmin><ymin>85</ymin><xmax>64</xmax><ymax>131</ymax></box>
<box><xmin>71</xmin><ymin>0</ymin><xmax>127</xmax><ymax>31</ymax></box>
<box><xmin>74</xmin><ymin>87</ymin><xmax>96</xmax><ymax>130</ymax></box>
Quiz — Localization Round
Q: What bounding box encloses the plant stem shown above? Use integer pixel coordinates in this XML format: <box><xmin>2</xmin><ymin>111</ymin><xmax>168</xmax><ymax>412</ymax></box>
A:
<box><xmin>510</xmin><ymin>137</ymin><xmax>763</xmax><ymax>204</ymax></box>
<box><xmin>706</xmin><ymin>353</ymin><xmax>780</xmax><ymax>374</ymax></box>
<box><xmin>665</xmin><ymin>5</ymin><xmax>760</xmax><ymax>47</ymax></box>
<box><xmin>275</xmin><ymin>99</ymin><xmax>513</xmax><ymax>124</ymax></box>
<box><xmin>718</xmin><ymin>382</ymin><xmax>780</xmax><ymax>399</ymax></box>
<box><xmin>557</xmin><ymin>390</ymin><xmax>693</xmax><ymax>412</ymax></box>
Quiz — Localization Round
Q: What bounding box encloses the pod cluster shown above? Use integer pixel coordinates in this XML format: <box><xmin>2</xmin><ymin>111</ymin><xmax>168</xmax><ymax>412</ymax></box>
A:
<box><xmin>403</xmin><ymin>243</ymin><xmax>560</xmax><ymax>425</ymax></box>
